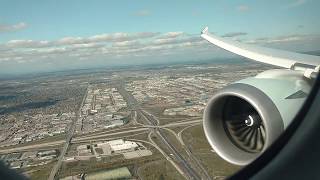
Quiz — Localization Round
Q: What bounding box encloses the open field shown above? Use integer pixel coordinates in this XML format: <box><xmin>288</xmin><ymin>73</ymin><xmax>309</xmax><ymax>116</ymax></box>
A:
<box><xmin>22</xmin><ymin>161</ymin><xmax>56</xmax><ymax>180</ymax></box>
<box><xmin>138</xmin><ymin>159</ymin><xmax>185</xmax><ymax>180</ymax></box>
<box><xmin>181</xmin><ymin>124</ymin><xmax>240</xmax><ymax>179</ymax></box>
<box><xmin>59</xmin><ymin>150</ymin><xmax>163</xmax><ymax>179</ymax></box>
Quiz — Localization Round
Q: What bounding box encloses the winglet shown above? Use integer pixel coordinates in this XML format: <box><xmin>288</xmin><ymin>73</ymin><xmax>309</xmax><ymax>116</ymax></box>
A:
<box><xmin>201</xmin><ymin>27</ymin><xmax>209</xmax><ymax>35</ymax></box>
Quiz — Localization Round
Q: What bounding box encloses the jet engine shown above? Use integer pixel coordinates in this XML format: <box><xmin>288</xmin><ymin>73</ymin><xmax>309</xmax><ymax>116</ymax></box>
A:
<box><xmin>203</xmin><ymin>69</ymin><xmax>312</xmax><ymax>165</ymax></box>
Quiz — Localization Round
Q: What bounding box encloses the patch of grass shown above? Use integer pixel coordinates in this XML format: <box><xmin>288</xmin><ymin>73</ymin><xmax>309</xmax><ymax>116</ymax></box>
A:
<box><xmin>181</xmin><ymin>124</ymin><xmax>240</xmax><ymax>178</ymax></box>
<box><xmin>126</xmin><ymin>131</ymin><xmax>150</xmax><ymax>142</ymax></box>
<box><xmin>59</xmin><ymin>152</ymin><xmax>162</xmax><ymax>178</ymax></box>
<box><xmin>24</xmin><ymin>161</ymin><xmax>56</xmax><ymax>180</ymax></box>
<box><xmin>138</xmin><ymin>159</ymin><xmax>184</xmax><ymax>180</ymax></box>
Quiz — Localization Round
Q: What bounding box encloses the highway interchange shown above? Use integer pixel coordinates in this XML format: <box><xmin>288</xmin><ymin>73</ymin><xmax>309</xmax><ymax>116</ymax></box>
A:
<box><xmin>0</xmin><ymin>83</ymin><xmax>210</xmax><ymax>180</ymax></box>
<box><xmin>117</xmin><ymin>83</ymin><xmax>208</xmax><ymax>180</ymax></box>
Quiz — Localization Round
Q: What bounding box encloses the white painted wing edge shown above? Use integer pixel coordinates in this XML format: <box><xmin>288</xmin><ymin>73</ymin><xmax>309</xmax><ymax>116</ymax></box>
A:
<box><xmin>201</xmin><ymin>27</ymin><xmax>320</xmax><ymax>69</ymax></box>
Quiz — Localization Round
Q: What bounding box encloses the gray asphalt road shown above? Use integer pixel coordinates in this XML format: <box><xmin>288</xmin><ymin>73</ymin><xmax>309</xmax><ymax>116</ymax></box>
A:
<box><xmin>48</xmin><ymin>87</ymin><xmax>88</xmax><ymax>180</ymax></box>
<box><xmin>117</xmin><ymin>83</ymin><xmax>201</xmax><ymax>180</ymax></box>
<box><xmin>140</xmin><ymin>110</ymin><xmax>201</xmax><ymax>180</ymax></box>
<box><xmin>0</xmin><ymin>120</ymin><xmax>200</xmax><ymax>154</ymax></box>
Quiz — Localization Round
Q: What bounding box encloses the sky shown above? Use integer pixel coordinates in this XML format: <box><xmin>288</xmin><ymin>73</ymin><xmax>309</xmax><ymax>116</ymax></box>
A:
<box><xmin>0</xmin><ymin>0</ymin><xmax>319</xmax><ymax>75</ymax></box>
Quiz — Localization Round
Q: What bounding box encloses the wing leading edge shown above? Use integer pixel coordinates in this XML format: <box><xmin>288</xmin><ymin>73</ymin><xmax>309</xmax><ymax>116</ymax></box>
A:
<box><xmin>201</xmin><ymin>27</ymin><xmax>320</xmax><ymax>78</ymax></box>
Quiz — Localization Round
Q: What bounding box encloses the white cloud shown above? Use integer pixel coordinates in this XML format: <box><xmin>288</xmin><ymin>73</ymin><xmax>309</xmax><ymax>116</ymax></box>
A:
<box><xmin>70</xmin><ymin>43</ymin><xmax>103</xmax><ymax>49</ymax></box>
<box><xmin>57</xmin><ymin>37</ymin><xmax>86</xmax><ymax>45</ymax></box>
<box><xmin>3</xmin><ymin>30</ymin><xmax>317</xmax><ymax>68</ymax></box>
<box><xmin>0</xmin><ymin>22</ymin><xmax>27</xmax><ymax>33</ymax></box>
<box><xmin>65</xmin><ymin>32</ymin><xmax>159</xmax><ymax>44</ymax></box>
<box><xmin>0</xmin><ymin>31</ymin><xmax>210</xmax><ymax>65</ymax></box>
<box><xmin>236</xmin><ymin>5</ymin><xmax>249</xmax><ymax>12</ymax></box>
<box><xmin>4</xmin><ymin>32</ymin><xmax>159</xmax><ymax>49</ymax></box>
<box><xmin>134</xmin><ymin>10</ymin><xmax>151</xmax><ymax>17</ymax></box>
<box><xmin>152</xmin><ymin>32</ymin><xmax>186</xmax><ymax>45</ymax></box>
<box><xmin>88</xmin><ymin>33</ymin><xmax>127</xmax><ymax>42</ymax></box>
<box><xmin>162</xmin><ymin>32</ymin><xmax>184</xmax><ymax>39</ymax></box>
<box><xmin>287</xmin><ymin>0</ymin><xmax>307</xmax><ymax>8</ymax></box>
<box><xmin>7</xmin><ymin>40</ymin><xmax>50</xmax><ymax>48</ymax></box>
<box><xmin>246</xmin><ymin>35</ymin><xmax>305</xmax><ymax>44</ymax></box>
<box><xmin>222</xmin><ymin>32</ymin><xmax>247</xmax><ymax>38</ymax></box>
<box><xmin>153</xmin><ymin>36</ymin><xmax>202</xmax><ymax>46</ymax></box>
<box><xmin>112</xmin><ymin>40</ymin><xmax>140</xmax><ymax>47</ymax></box>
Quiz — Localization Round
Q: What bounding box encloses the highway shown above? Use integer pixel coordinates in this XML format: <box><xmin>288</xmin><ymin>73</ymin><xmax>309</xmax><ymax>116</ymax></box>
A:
<box><xmin>73</xmin><ymin>128</ymin><xmax>149</xmax><ymax>142</ymax></box>
<box><xmin>0</xmin><ymin>141</ymin><xmax>65</xmax><ymax>154</ymax></box>
<box><xmin>178</xmin><ymin>124</ymin><xmax>212</xmax><ymax>180</ymax></box>
<box><xmin>117</xmin><ymin>83</ymin><xmax>201</xmax><ymax>180</ymax></box>
<box><xmin>0</xmin><ymin>82</ymin><xmax>205</xmax><ymax>179</ymax></box>
<box><xmin>140</xmin><ymin>110</ymin><xmax>201</xmax><ymax>180</ymax></box>
<box><xmin>48</xmin><ymin>87</ymin><xmax>88</xmax><ymax>180</ymax></box>
<box><xmin>0</xmin><ymin>120</ymin><xmax>200</xmax><ymax>154</ymax></box>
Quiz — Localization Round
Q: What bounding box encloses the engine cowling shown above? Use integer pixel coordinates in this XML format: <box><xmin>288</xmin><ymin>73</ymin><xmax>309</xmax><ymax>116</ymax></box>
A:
<box><xmin>203</xmin><ymin>69</ymin><xmax>312</xmax><ymax>165</ymax></box>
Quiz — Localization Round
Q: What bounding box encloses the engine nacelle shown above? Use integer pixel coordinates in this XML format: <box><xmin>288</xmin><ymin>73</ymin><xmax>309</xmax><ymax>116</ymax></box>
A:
<box><xmin>203</xmin><ymin>69</ymin><xmax>312</xmax><ymax>165</ymax></box>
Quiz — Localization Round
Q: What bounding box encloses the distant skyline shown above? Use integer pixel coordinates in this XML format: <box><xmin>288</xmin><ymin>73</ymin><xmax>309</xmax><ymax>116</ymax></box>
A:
<box><xmin>0</xmin><ymin>0</ymin><xmax>320</xmax><ymax>75</ymax></box>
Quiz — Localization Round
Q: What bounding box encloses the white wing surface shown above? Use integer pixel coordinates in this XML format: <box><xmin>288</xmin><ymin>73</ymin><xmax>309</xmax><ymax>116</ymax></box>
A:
<box><xmin>201</xmin><ymin>27</ymin><xmax>320</xmax><ymax>70</ymax></box>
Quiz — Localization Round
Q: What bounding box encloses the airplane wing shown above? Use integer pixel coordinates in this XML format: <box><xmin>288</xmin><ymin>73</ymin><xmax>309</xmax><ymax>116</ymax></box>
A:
<box><xmin>201</xmin><ymin>27</ymin><xmax>320</xmax><ymax>78</ymax></box>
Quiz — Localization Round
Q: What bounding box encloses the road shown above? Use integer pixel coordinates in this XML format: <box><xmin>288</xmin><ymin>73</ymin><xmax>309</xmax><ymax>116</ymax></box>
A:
<box><xmin>178</xmin><ymin>124</ymin><xmax>212</xmax><ymax>180</ymax></box>
<box><xmin>73</xmin><ymin>128</ymin><xmax>149</xmax><ymax>142</ymax></box>
<box><xmin>0</xmin><ymin>120</ymin><xmax>200</xmax><ymax>154</ymax></box>
<box><xmin>48</xmin><ymin>87</ymin><xmax>88</xmax><ymax>180</ymax></box>
<box><xmin>0</xmin><ymin>82</ymin><xmax>205</xmax><ymax>179</ymax></box>
<box><xmin>140</xmin><ymin>110</ymin><xmax>201</xmax><ymax>180</ymax></box>
<box><xmin>116</xmin><ymin>83</ymin><xmax>201</xmax><ymax>180</ymax></box>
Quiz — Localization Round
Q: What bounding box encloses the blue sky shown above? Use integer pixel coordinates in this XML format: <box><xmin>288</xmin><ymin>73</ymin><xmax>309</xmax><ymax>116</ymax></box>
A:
<box><xmin>0</xmin><ymin>0</ymin><xmax>319</xmax><ymax>75</ymax></box>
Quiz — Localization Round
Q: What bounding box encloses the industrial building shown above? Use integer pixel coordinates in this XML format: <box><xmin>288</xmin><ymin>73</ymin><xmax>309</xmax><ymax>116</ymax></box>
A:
<box><xmin>108</xmin><ymin>139</ymin><xmax>138</xmax><ymax>153</ymax></box>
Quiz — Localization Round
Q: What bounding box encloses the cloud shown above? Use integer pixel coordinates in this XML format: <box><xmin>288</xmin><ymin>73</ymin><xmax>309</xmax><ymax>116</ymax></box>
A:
<box><xmin>5</xmin><ymin>32</ymin><xmax>160</xmax><ymax>49</ymax></box>
<box><xmin>161</xmin><ymin>32</ymin><xmax>184</xmax><ymax>39</ymax></box>
<box><xmin>153</xmin><ymin>32</ymin><xmax>186</xmax><ymax>45</ymax></box>
<box><xmin>134</xmin><ymin>10</ymin><xmax>151</xmax><ymax>17</ymax></box>
<box><xmin>112</xmin><ymin>40</ymin><xmax>140</xmax><ymax>47</ymax></box>
<box><xmin>222</xmin><ymin>32</ymin><xmax>247</xmax><ymax>38</ymax></box>
<box><xmin>0</xmin><ymin>31</ymin><xmax>212</xmax><ymax>66</ymax></box>
<box><xmin>57</xmin><ymin>37</ymin><xmax>86</xmax><ymax>45</ymax></box>
<box><xmin>246</xmin><ymin>35</ymin><xmax>306</xmax><ymax>44</ymax></box>
<box><xmin>153</xmin><ymin>36</ymin><xmax>203</xmax><ymax>46</ymax></box>
<box><xmin>7</xmin><ymin>39</ymin><xmax>51</xmax><ymax>48</ymax></box>
<box><xmin>236</xmin><ymin>5</ymin><xmax>249</xmax><ymax>12</ymax></box>
<box><xmin>245</xmin><ymin>34</ymin><xmax>320</xmax><ymax>53</ymax></box>
<box><xmin>287</xmin><ymin>0</ymin><xmax>307</xmax><ymax>8</ymax></box>
<box><xmin>85</xmin><ymin>32</ymin><xmax>159</xmax><ymax>44</ymax></box>
<box><xmin>3</xmin><ymin>32</ymin><xmax>315</xmax><ymax>65</ymax></box>
<box><xmin>70</xmin><ymin>43</ymin><xmax>104</xmax><ymax>49</ymax></box>
<box><xmin>0</xmin><ymin>22</ymin><xmax>27</xmax><ymax>33</ymax></box>
<box><xmin>3</xmin><ymin>29</ymin><xmax>319</xmax><ymax>74</ymax></box>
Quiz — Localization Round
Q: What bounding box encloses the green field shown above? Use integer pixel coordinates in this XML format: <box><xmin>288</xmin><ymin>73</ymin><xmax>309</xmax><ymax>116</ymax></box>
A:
<box><xmin>137</xmin><ymin>159</ymin><xmax>184</xmax><ymax>180</ymax></box>
<box><xmin>85</xmin><ymin>167</ymin><xmax>132</xmax><ymax>180</ymax></box>
<box><xmin>181</xmin><ymin>124</ymin><xmax>240</xmax><ymax>179</ymax></box>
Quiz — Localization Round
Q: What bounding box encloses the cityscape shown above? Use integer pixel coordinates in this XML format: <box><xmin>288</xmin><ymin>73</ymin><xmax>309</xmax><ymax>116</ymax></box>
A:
<box><xmin>0</xmin><ymin>0</ymin><xmax>318</xmax><ymax>179</ymax></box>
<box><xmin>0</xmin><ymin>60</ymin><xmax>271</xmax><ymax>180</ymax></box>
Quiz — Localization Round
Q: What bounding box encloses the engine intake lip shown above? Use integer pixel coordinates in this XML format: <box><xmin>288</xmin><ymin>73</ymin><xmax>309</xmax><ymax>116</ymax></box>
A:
<box><xmin>203</xmin><ymin>83</ymin><xmax>284</xmax><ymax>166</ymax></box>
